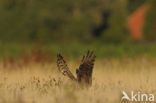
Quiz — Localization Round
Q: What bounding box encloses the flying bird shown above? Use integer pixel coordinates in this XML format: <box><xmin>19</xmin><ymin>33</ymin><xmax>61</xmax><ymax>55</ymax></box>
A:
<box><xmin>57</xmin><ymin>50</ymin><xmax>96</xmax><ymax>86</ymax></box>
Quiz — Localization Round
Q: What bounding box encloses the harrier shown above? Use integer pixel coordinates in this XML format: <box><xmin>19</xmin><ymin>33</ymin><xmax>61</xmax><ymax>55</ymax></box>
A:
<box><xmin>57</xmin><ymin>51</ymin><xmax>96</xmax><ymax>86</ymax></box>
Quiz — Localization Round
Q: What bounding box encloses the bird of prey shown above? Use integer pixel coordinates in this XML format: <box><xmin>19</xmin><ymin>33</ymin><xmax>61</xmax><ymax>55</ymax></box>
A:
<box><xmin>57</xmin><ymin>51</ymin><xmax>96</xmax><ymax>86</ymax></box>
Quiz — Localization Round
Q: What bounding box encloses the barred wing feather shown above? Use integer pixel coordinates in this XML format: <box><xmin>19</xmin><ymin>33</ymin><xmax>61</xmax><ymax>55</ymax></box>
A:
<box><xmin>77</xmin><ymin>51</ymin><xmax>96</xmax><ymax>85</ymax></box>
<box><xmin>57</xmin><ymin>54</ymin><xmax>76</xmax><ymax>81</ymax></box>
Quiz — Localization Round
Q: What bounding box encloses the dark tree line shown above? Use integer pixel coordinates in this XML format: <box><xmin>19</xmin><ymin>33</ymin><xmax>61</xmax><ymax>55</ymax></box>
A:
<box><xmin>0</xmin><ymin>0</ymin><xmax>155</xmax><ymax>43</ymax></box>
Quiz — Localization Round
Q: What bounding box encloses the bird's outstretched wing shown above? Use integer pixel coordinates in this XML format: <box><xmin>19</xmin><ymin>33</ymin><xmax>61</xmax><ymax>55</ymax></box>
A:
<box><xmin>57</xmin><ymin>54</ymin><xmax>76</xmax><ymax>81</ymax></box>
<box><xmin>76</xmin><ymin>51</ymin><xmax>96</xmax><ymax>85</ymax></box>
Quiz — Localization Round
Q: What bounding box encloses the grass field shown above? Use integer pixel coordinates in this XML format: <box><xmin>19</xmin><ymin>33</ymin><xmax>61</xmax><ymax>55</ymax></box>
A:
<box><xmin>0</xmin><ymin>42</ymin><xmax>156</xmax><ymax>59</ymax></box>
<box><xmin>0</xmin><ymin>57</ymin><xmax>155</xmax><ymax>103</ymax></box>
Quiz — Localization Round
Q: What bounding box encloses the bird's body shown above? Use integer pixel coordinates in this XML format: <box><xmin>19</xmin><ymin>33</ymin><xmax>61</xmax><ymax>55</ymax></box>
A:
<box><xmin>57</xmin><ymin>51</ymin><xmax>96</xmax><ymax>86</ymax></box>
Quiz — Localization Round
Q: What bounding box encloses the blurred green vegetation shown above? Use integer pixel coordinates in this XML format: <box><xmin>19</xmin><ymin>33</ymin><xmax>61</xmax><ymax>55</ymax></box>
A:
<box><xmin>144</xmin><ymin>0</ymin><xmax>156</xmax><ymax>41</ymax></box>
<box><xmin>0</xmin><ymin>42</ymin><xmax>156</xmax><ymax>60</ymax></box>
<box><xmin>0</xmin><ymin>0</ymin><xmax>155</xmax><ymax>43</ymax></box>
<box><xmin>0</xmin><ymin>0</ymin><xmax>155</xmax><ymax>58</ymax></box>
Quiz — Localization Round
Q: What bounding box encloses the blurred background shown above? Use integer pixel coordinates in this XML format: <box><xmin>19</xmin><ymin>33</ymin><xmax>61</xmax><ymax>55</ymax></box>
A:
<box><xmin>0</xmin><ymin>0</ymin><xmax>155</xmax><ymax>59</ymax></box>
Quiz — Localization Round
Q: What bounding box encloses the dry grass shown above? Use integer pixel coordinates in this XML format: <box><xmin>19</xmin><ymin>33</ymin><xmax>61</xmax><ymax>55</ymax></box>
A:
<box><xmin>0</xmin><ymin>57</ymin><xmax>156</xmax><ymax>103</ymax></box>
